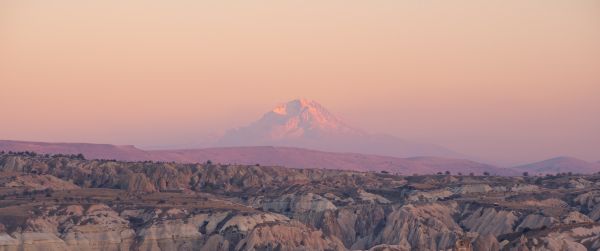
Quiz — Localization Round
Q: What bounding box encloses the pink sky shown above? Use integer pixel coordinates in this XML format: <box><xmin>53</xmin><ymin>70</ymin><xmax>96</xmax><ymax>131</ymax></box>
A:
<box><xmin>1</xmin><ymin>0</ymin><xmax>599</xmax><ymax>165</ymax></box>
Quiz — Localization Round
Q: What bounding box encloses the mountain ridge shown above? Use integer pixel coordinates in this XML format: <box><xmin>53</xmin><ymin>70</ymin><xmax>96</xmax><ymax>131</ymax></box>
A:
<box><xmin>0</xmin><ymin>139</ymin><xmax>516</xmax><ymax>175</ymax></box>
<box><xmin>515</xmin><ymin>156</ymin><xmax>600</xmax><ymax>174</ymax></box>
<box><xmin>215</xmin><ymin>99</ymin><xmax>463</xmax><ymax>159</ymax></box>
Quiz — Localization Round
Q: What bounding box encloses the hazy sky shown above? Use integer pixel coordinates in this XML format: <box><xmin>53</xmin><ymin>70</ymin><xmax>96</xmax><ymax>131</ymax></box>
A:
<box><xmin>1</xmin><ymin>0</ymin><xmax>599</xmax><ymax>165</ymax></box>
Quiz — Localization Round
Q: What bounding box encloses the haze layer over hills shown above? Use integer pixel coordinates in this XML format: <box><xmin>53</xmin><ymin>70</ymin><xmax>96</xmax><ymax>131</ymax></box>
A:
<box><xmin>1</xmin><ymin>99</ymin><xmax>597</xmax><ymax>175</ymax></box>
<box><xmin>516</xmin><ymin>157</ymin><xmax>600</xmax><ymax>174</ymax></box>
<box><xmin>0</xmin><ymin>140</ymin><xmax>515</xmax><ymax>176</ymax></box>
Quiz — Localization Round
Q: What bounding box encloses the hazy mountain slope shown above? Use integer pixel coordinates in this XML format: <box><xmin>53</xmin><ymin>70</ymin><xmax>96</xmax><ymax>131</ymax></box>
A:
<box><xmin>515</xmin><ymin>157</ymin><xmax>600</xmax><ymax>174</ymax></box>
<box><xmin>151</xmin><ymin>146</ymin><xmax>517</xmax><ymax>175</ymax></box>
<box><xmin>0</xmin><ymin>140</ymin><xmax>151</xmax><ymax>161</ymax></box>
<box><xmin>216</xmin><ymin>99</ymin><xmax>462</xmax><ymax>158</ymax></box>
<box><xmin>0</xmin><ymin>140</ymin><xmax>516</xmax><ymax>175</ymax></box>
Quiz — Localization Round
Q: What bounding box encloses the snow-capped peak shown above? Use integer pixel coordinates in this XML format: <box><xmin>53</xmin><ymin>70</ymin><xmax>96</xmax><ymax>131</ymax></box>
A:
<box><xmin>215</xmin><ymin>99</ymin><xmax>461</xmax><ymax>159</ymax></box>
<box><xmin>272</xmin><ymin>99</ymin><xmax>324</xmax><ymax>115</ymax></box>
<box><xmin>263</xmin><ymin>99</ymin><xmax>355</xmax><ymax>133</ymax></box>
<box><xmin>217</xmin><ymin>99</ymin><xmax>363</xmax><ymax>144</ymax></box>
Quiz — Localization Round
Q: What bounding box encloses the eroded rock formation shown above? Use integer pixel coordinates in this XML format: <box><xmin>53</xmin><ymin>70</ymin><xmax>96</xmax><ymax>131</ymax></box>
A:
<box><xmin>1</xmin><ymin>152</ymin><xmax>600</xmax><ymax>251</ymax></box>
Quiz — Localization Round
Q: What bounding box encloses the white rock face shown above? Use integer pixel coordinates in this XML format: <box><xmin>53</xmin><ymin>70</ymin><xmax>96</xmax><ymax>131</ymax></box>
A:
<box><xmin>12</xmin><ymin>232</ymin><xmax>68</xmax><ymax>251</ymax></box>
<box><xmin>589</xmin><ymin>206</ymin><xmax>600</xmax><ymax>221</ymax></box>
<box><xmin>0</xmin><ymin>206</ymin><xmax>343</xmax><ymax>251</ymax></box>
<box><xmin>258</xmin><ymin>193</ymin><xmax>337</xmax><ymax>214</ymax></box>
<box><xmin>364</xmin><ymin>203</ymin><xmax>462</xmax><ymax>250</ymax></box>
<box><xmin>521</xmin><ymin>198</ymin><xmax>568</xmax><ymax>208</ymax></box>
<box><xmin>516</xmin><ymin>214</ymin><xmax>557</xmax><ymax>232</ymax></box>
<box><xmin>235</xmin><ymin>220</ymin><xmax>345</xmax><ymax>251</ymax></box>
<box><xmin>65</xmin><ymin>204</ymin><xmax>132</xmax><ymax>245</ymax></box>
<box><xmin>357</xmin><ymin>190</ymin><xmax>391</xmax><ymax>204</ymax></box>
<box><xmin>562</xmin><ymin>211</ymin><xmax>592</xmax><ymax>224</ymax></box>
<box><xmin>0</xmin><ymin>204</ymin><xmax>137</xmax><ymax>251</ymax></box>
<box><xmin>574</xmin><ymin>191</ymin><xmax>600</xmax><ymax>221</ymax></box>
<box><xmin>491</xmin><ymin>186</ymin><xmax>508</xmax><ymax>192</ymax></box>
<box><xmin>542</xmin><ymin>236</ymin><xmax>588</xmax><ymax>251</ymax></box>
<box><xmin>517</xmin><ymin>230</ymin><xmax>593</xmax><ymax>251</ymax></box>
<box><xmin>407</xmin><ymin>189</ymin><xmax>453</xmax><ymax>202</ymax></box>
<box><xmin>574</xmin><ymin>191</ymin><xmax>600</xmax><ymax>209</ymax></box>
<box><xmin>462</xmin><ymin>207</ymin><xmax>518</xmax><ymax>237</ymax></box>
<box><xmin>453</xmin><ymin>184</ymin><xmax>492</xmax><ymax>194</ymax></box>
<box><xmin>136</xmin><ymin>219</ymin><xmax>202</xmax><ymax>247</ymax></box>
<box><xmin>3</xmin><ymin>174</ymin><xmax>79</xmax><ymax>191</ymax></box>
<box><xmin>568</xmin><ymin>178</ymin><xmax>593</xmax><ymax>189</ymax></box>
<box><xmin>219</xmin><ymin>213</ymin><xmax>289</xmax><ymax>233</ymax></box>
<box><xmin>509</xmin><ymin>184</ymin><xmax>539</xmax><ymax>192</ymax></box>
<box><xmin>366</xmin><ymin>244</ymin><xmax>410</xmax><ymax>251</ymax></box>
<box><xmin>0</xmin><ymin>233</ymin><xmax>19</xmax><ymax>246</ymax></box>
<box><xmin>471</xmin><ymin>233</ymin><xmax>500</xmax><ymax>251</ymax></box>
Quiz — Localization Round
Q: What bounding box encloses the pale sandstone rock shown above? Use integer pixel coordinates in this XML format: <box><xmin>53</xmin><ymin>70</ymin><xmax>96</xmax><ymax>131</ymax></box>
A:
<box><xmin>561</xmin><ymin>211</ymin><xmax>593</xmax><ymax>224</ymax></box>
<box><xmin>574</xmin><ymin>191</ymin><xmax>600</xmax><ymax>209</ymax></box>
<box><xmin>516</xmin><ymin>214</ymin><xmax>557</xmax><ymax>232</ymax></box>
<box><xmin>453</xmin><ymin>184</ymin><xmax>492</xmax><ymax>194</ymax></box>
<box><xmin>220</xmin><ymin>213</ymin><xmax>289</xmax><ymax>233</ymax></box>
<box><xmin>462</xmin><ymin>207</ymin><xmax>518</xmax><ymax>237</ymax></box>
<box><xmin>127</xmin><ymin>173</ymin><xmax>157</xmax><ymax>193</ymax></box>
<box><xmin>407</xmin><ymin>189</ymin><xmax>453</xmax><ymax>202</ymax></box>
<box><xmin>588</xmin><ymin>205</ymin><xmax>600</xmax><ymax>221</ymax></box>
<box><xmin>521</xmin><ymin>198</ymin><xmax>568</xmax><ymax>208</ymax></box>
<box><xmin>568</xmin><ymin>178</ymin><xmax>593</xmax><ymax>189</ymax></box>
<box><xmin>509</xmin><ymin>184</ymin><xmax>539</xmax><ymax>193</ymax></box>
<box><xmin>63</xmin><ymin>205</ymin><xmax>84</xmax><ymax>216</ymax></box>
<box><xmin>357</xmin><ymin>189</ymin><xmax>390</xmax><ymax>204</ymax></box>
<box><xmin>0</xmin><ymin>233</ymin><xmax>19</xmax><ymax>250</ymax></box>
<box><xmin>258</xmin><ymin>193</ymin><xmax>337</xmax><ymax>213</ymax></box>
<box><xmin>365</xmin><ymin>244</ymin><xmax>410</xmax><ymax>251</ymax></box>
<box><xmin>199</xmin><ymin>235</ymin><xmax>229</xmax><ymax>251</ymax></box>
<box><xmin>14</xmin><ymin>232</ymin><xmax>68</xmax><ymax>251</ymax></box>
<box><xmin>3</xmin><ymin>174</ymin><xmax>79</xmax><ymax>191</ymax></box>
<box><xmin>540</xmin><ymin>233</ymin><xmax>587</xmax><ymax>251</ymax></box>
<box><xmin>235</xmin><ymin>220</ymin><xmax>345</xmax><ymax>251</ymax></box>
<box><xmin>472</xmin><ymin>234</ymin><xmax>499</xmax><ymax>251</ymax></box>
<box><xmin>369</xmin><ymin>203</ymin><xmax>462</xmax><ymax>250</ymax></box>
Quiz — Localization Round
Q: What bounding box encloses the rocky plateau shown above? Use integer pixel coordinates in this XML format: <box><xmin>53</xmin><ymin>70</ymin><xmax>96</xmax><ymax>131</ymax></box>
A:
<box><xmin>0</xmin><ymin>151</ymin><xmax>599</xmax><ymax>251</ymax></box>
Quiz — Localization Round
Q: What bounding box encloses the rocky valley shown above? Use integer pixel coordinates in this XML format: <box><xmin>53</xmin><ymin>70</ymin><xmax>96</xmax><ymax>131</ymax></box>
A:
<box><xmin>1</xmin><ymin>152</ymin><xmax>600</xmax><ymax>251</ymax></box>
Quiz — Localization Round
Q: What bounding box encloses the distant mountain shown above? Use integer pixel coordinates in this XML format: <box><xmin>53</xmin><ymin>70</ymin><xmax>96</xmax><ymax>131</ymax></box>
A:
<box><xmin>216</xmin><ymin>99</ymin><xmax>462</xmax><ymax>158</ymax></box>
<box><xmin>0</xmin><ymin>140</ymin><xmax>516</xmax><ymax>175</ymax></box>
<box><xmin>0</xmin><ymin>140</ymin><xmax>151</xmax><ymax>161</ymax></box>
<box><xmin>515</xmin><ymin>157</ymin><xmax>600</xmax><ymax>174</ymax></box>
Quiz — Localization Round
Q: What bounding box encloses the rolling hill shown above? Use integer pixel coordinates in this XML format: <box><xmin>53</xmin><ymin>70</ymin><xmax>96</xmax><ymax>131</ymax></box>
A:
<box><xmin>0</xmin><ymin>140</ymin><xmax>516</xmax><ymax>175</ymax></box>
<box><xmin>515</xmin><ymin>157</ymin><xmax>600</xmax><ymax>174</ymax></box>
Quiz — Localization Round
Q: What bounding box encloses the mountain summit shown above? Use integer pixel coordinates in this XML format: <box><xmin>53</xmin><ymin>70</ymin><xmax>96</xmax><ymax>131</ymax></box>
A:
<box><xmin>251</xmin><ymin>99</ymin><xmax>363</xmax><ymax>139</ymax></box>
<box><xmin>216</xmin><ymin>99</ymin><xmax>462</xmax><ymax>158</ymax></box>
